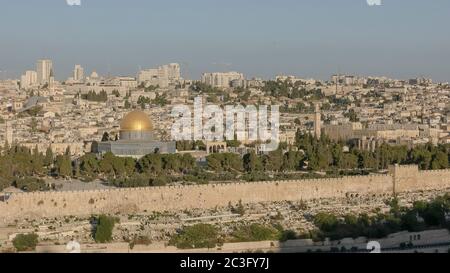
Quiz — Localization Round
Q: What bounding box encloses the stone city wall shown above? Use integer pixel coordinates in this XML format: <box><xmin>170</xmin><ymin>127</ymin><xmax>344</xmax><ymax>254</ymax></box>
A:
<box><xmin>1</xmin><ymin>165</ymin><xmax>449</xmax><ymax>224</ymax></box>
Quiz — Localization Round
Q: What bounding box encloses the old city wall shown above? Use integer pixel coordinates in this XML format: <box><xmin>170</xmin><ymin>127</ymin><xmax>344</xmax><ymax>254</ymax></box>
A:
<box><xmin>391</xmin><ymin>165</ymin><xmax>450</xmax><ymax>193</ymax></box>
<box><xmin>1</xmin><ymin>165</ymin><xmax>449</xmax><ymax>224</ymax></box>
<box><xmin>0</xmin><ymin>175</ymin><xmax>392</xmax><ymax>224</ymax></box>
<box><xmin>415</xmin><ymin>169</ymin><xmax>450</xmax><ymax>191</ymax></box>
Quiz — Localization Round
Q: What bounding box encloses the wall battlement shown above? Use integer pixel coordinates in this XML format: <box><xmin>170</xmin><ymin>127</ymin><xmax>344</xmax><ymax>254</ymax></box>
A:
<box><xmin>6</xmin><ymin>175</ymin><xmax>392</xmax><ymax>198</ymax></box>
<box><xmin>1</xmin><ymin>165</ymin><xmax>449</xmax><ymax>224</ymax></box>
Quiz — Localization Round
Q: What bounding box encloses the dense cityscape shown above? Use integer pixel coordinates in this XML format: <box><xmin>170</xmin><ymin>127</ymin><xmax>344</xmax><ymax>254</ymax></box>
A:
<box><xmin>0</xmin><ymin>59</ymin><xmax>449</xmax><ymax>254</ymax></box>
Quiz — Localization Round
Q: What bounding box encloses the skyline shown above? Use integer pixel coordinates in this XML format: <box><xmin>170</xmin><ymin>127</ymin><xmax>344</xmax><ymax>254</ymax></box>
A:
<box><xmin>1</xmin><ymin>0</ymin><xmax>450</xmax><ymax>81</ymax></box>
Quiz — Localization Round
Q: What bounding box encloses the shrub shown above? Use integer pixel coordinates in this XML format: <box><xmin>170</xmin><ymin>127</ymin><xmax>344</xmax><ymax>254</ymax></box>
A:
<box><xmin>152</xmin><ymin>176</ymin><xmax>170</xmax><ymax>187</ymax></box>
<box><xmin>169</xmin><ymin>224</ymin><xmax>218</xmax><ymax>249</ymax></box>
<box><xmin>111</xmin><ymin>175</ymin><xmax>150</xmax><ymax>188</ymax></box>
<box><xmin>230</xmin><ymin>200</ymin><xmax>246</xmax><ymax>216</ymax></box>
<box><xmin>279</xmin><ymin>230</ymin><xmax>297</xmax><ymax>242</ymax></box>
<box><xmin>94</xmin><ymin>215</ymin><xmax>117</xmax><ymax>243</ymax></box>
<box><xmin>13</xmin><ymin>233</ymin><xmax>39</xmax><ymax>252</ymax></box>
<box><xmin>313</xmin><ymin>213</ymin><xmax>339</xmax><ymax>233</ymax></box>
<box><xmin>129</xmin><ymin>236</ymin><xmax>152</xmax><ymax>249</ymax></box>
<box><xmin>232</xmin><ymin>224</ymin><xmax>280</xmax><ymax>242</ymax></box>
<box><xmin>14</xmin><ymin>178</ymin><xmax>49</xmax><ymax>192</ymax></box>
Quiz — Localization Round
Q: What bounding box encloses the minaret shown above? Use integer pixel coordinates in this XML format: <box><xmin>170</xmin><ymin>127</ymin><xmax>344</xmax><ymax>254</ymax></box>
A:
<box><xmin>314</xmin><ymin>103</ymin><xmax>321</xmax><ymax>139</ymax></box>
<box><xmin>49</xmin><ymin>69</ymin><xmax>55</xmax><ymax>94</ymax></box>
<box><xmin>403</xmin><ymin>86</ymin><xmax>407</xmax><ymax>108</ymax></box>
<box><xmin>335</xmin><ymin>74</ymin><xmax>339</xmax><ymax>96</ymax></box>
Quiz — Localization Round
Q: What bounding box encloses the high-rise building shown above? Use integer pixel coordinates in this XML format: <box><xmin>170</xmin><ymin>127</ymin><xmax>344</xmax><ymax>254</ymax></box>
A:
<box><xmin>20</xmin><ymin>70</ymin><xmax>38</xmax><ymax>90</ymax></box>
<box><xmin>36</xmin><ymin>59</ymin><xmax>53</xmax><ymax>85</ymax></box>
<box><xmin>201</xmin><ymin>72</ymin><xmax>245</xmax><ymax>88</ymax></box>
<box><xmin>73</xmin><ymin>65</ymin><xmax>84</xmax><ymax>82</ymax></box>
<box><xmin>166</xmin><ymin>63</ymin><xmax>181</xmax><ymax>81</ymax></box>
<box><xmin>137</xmin><ymin>63</ymin><xmax>181</xmax><ymax>88</ymax></box>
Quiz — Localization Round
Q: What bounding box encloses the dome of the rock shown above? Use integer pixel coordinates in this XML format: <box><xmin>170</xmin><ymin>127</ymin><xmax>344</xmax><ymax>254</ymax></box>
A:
<box><xmin>120</xmin><ymin>110</ymin><xmax>154</xmax><ymax>132</ymax></box>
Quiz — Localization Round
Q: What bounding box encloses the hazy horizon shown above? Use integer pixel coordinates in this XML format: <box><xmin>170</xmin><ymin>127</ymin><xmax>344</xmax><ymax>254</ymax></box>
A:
<box><xmin>1</xmin><ymin>0</ymin><xmax>449</xmax><ymax>82</ymax></box>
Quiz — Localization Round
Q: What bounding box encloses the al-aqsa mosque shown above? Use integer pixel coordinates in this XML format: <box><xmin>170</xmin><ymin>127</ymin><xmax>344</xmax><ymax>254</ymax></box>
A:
<box><xmin>95</xmin><ymin>110</ymin><xmax>176</xmax><ymax>158</ymax></box>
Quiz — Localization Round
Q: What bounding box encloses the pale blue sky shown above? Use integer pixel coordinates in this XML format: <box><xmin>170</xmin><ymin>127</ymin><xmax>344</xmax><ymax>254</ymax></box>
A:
<box><xmin>1</xmin><ymin>0</ymin><xmax>449</xmax><ymax>81</ymax></box>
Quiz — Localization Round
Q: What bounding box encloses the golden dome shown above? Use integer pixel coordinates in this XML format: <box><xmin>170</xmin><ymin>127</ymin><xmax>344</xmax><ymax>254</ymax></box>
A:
<box><xmin>120</xmin><ymin>110</ymin><xmax>153</xmax><ymax>132</ymax></box>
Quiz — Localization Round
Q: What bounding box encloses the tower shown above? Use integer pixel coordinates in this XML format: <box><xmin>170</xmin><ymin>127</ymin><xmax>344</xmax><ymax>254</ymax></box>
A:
<box><xmin>36</xmin><ymin>59</ymin><xmax>53</xmax><ymax>85</ymax></box>
<box><xmin>49</xmin><ymin>68</ymin><xmax>55</xmax><ymax>93</ymax></box>
<box><xmin>314</xmin><ymin>103</ymin><xmax>321</xmax><ymax>139</ymax></box>
<box><xmin>73</xmin><ymin>65</ymin><xmax>84</xmax><ymax>82</ymax></box>
<box><xmin>335</xmin><ymin>74</ymin><xmax>339</xmax><ymax>96</ymax></box>
<box><xmin>403</xmin><ymin>86</ymin><xmax>407</xmax><ymax>107</ymax></box>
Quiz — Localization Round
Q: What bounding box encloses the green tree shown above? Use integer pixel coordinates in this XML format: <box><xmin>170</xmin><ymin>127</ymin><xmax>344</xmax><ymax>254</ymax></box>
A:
<box><xmin>43</xmin><ymin>146</ymin><xmax>54</xmax><ymax>167</ymax></box>
<box><xmin>401</xmin><ymin>210</ymin><xmax>426</xmax><ymax>232</ymax></box>
<box><xmin>138</xmin><ymin>154</ymin><xmax>163</xmax><ymax>174</ymax></box>
<box><xmin>263</xmin><ymin>149</ymin><xmax>283</xmax><ymax>172</ymax></box>
<box><xmin>99</xmin><ymin>152</ymin><xmax>116</xmax><ymax>177</ymax></box>
<box><xmin>410</xmin><ymin>146</ymin><xmax>433</xmax><ymax>170</ymax></box>
<box><xmin>79</xmin><ymin>153</ymin><xmax>100</xmax><ymax>179</ymax></box>
<box><xmin>55</xmin><ymin>155</ymin><xmax>72</xmax><ymax>178</ymax></box>
<box><xmin>338</xmin><ymin>153</ymin><xmax>359</xmax><ymax>170</ymax></box>
<box><xmin>31</xmin><ymin>145</ymin><xmax>44</xmax><ymax>175</ymax></box>
<box><xmin>206</xmin><ymin>153</ymin><xmax>243</xmax><ymax>172</ymax></box>
<box><xmin>122</xmin><ymin>157</ymin><xmax>137</xmax><ymax>176</ymax></box>
<box><xmin>243</xmin><ymin>151</ymin><xmax>263</xmax><ymax>172</ymax></box>
<box><xmin>357</xmin><ymin>150</ymin><xmax>378</xmax><ymax>170</ymax></box>
<box><xmin>431</xmin><ymin>151</ymin><xmax>449</xmax><ymax>170</ymax></box>
<box><xmin>282</xmin><ymin>150</ymin><xmax>302</xmax><ymax>171</ymax></box>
